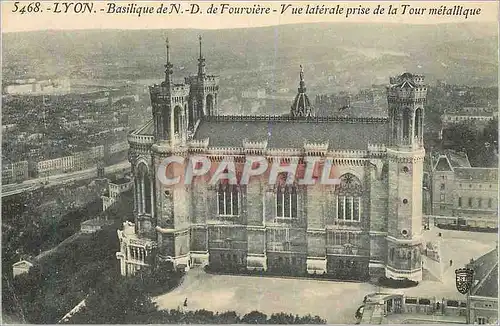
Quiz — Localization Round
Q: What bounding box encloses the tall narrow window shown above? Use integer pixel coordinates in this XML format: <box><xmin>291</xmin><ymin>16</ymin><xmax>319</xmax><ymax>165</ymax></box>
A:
<box><xmin>488</xmin><ymin>198</ymin><xmax>493</xmax><ymax>208</ymax></box>
<box><xmin>468</xmin><ymin>198</ymin><xmax>473</xmax><ymax>207</ymax></box>
<box><xmin>353</xmin><ymin>198</ymin><xmax>360</xmax><ymax>221</ymax></box>
<box><xmin>337</xmin><ymin>196</ymin><xmax>345</xmax><ymax>220</ymax></box>
<box><xmin>335</xmin><ymin>173</ymin><xmax>362</xmax><ymax>221</ymax></box>
<box><xmin>217</xmin><ymin>184</ymin><xmax>239</xmax><ymax>216</ymax></box>
<box><xmin>415</xmin><ymin>108</ymin><xmax>423</xmax><ymax>138</ymax></box>
<box><xmin>136</xmin><ymin>163</ymin><xmax>150</xmax><ymax>215</ymax></box>
<box><xmin>478</xmin><ymin>198</ymin><xmax>482</xmax><ymax>208</ymax></box>
<box><xmin>276</xmin><ymin>186</ymin><xmax>298</xmax><ymax>218</ymax></box>
<box><xmin>174</xmin><ymin>106</ymin><xmax>182</xmax><ymax>134</ymax></box>
<box><xmin>402</xmin><ymin>108</ymin><xmax>410</xmax><ymax>140</ymax></box>
<box><xmin>458</xmin><ymin>197</ymin><xmax>462</xmax><ymax>207</ymax></box>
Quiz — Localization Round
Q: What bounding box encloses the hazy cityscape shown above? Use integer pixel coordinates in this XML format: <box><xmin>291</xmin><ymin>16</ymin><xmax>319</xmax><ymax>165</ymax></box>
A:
<box><xmin>2</xmin><ymin>22</ymin><xmax>498</xmax><ymax>325</ymax></box>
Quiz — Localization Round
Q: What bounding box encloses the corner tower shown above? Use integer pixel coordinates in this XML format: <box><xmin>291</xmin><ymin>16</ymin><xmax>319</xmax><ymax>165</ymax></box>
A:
<box><xmin>385</xmin><ymin>72</ymin><xmax>427</xmax><ymax>282</ymax></box>
<box><xmin>150</xmin><ymin>38</ymin><xmax>190</xmax><ymax>146</ymax></box>
<box><xmin>186</xmin><ymin>36</ymin><xmax>220</xmax><ymax>129</ymax></box>
<box><xmin>149</xmin><ymin>39</ymin><xmax>192</xmax><ymax>271</ymax></box>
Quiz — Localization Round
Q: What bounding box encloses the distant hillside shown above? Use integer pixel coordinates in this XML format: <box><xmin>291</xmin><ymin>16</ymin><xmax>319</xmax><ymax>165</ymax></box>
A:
<box><xmin>2</xmin><ymin>22</ymin><xmax>498</xmax><ymax>88</ymax></box>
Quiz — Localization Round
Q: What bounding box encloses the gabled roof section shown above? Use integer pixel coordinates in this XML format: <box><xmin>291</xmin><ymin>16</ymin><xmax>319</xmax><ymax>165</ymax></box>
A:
<box><xmin>432</xmin><ymin>150</ymin><xmax>471</xmax><ymax>172</ymax></box>
<box><xmin>469</xmin><ymin>247</ymin><xmax>498</xmax><ymax>297</ymax></box>
<box><xmin>434</xmin><ymin>157</ymin><xmax>453</xmax><ymax>172</ymax></box>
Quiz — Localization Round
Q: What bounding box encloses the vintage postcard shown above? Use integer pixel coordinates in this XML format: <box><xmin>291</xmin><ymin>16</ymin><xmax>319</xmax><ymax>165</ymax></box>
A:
<box><xmin>1</xmin><ymin>0</ymin><xmax>498</xmax><ymax>324</ymax></box>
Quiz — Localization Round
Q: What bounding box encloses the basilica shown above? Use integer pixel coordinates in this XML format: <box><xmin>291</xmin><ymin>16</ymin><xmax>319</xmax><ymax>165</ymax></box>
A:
<box><xmin>116</xmin><ymin>36</ymin><xmax>426</xmax><ymax>282</ymax></box>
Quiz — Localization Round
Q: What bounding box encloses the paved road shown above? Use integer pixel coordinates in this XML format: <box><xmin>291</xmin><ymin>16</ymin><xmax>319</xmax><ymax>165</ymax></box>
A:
<box><xmin>2</xmin><ymin>161</ymin><xmax>131</xmax><ymax>197</ymax></box>
<box><xmin>155</xmin><ymin>268</ymin><xmax>375</xmax><ymax>324</ymax></box>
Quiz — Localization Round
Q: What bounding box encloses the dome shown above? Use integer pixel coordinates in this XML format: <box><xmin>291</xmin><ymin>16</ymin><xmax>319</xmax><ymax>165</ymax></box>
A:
<box><xmin>290</xmin><ymin>65</ymin><xmax>314</xmax><ymax>118</ymax></box>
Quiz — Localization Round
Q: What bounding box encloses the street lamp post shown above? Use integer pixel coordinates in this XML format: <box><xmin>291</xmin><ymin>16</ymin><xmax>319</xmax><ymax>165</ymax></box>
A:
<box><xmin>455</xmin><ymin>267</ymin><xmax>474</xmax><ymax>324</ymax></box>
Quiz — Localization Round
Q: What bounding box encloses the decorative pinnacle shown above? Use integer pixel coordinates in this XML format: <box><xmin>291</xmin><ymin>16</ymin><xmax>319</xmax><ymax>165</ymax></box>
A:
<box><xmin>298</xmin><ymin>65</ymin><xmax>306</xmax><ymax>93</ymax></box>
<box><xmin>164</xmin><ymin>37</ymin><xmax>174</xmax><ymax>81</ymax></box>
<box><xmin>199</xmin><ymin>35</ymin><xmax>203</xmax><ymax>59</ymax></box>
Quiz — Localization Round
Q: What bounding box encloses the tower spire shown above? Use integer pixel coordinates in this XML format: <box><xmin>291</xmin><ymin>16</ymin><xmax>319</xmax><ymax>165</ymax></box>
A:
<box><xmin>164</xmin><ymin>37</ymin><xmax>174</xmax><ymax>84</ymax></box>
<box><xmin>198</xmin><ymin>35</ymin><xmax>206</xmax><ymax>77</ymax></box>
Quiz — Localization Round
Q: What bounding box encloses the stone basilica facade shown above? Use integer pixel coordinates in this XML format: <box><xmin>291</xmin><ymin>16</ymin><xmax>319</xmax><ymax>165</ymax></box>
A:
<box><xmin>116</xmin><ymin>37</ymin><xmax>427</xmax><ymax>282</ymax></box>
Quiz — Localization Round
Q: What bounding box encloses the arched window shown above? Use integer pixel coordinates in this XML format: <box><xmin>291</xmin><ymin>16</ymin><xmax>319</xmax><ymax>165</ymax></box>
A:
<box><xmin>402</xmin><ymin>108</ymin><xmax>411</xmax><ymax>140</ymax></box>
<box><xmin>275</xmin><ymin>173</ymin><xmax>298</xmax><ymax>219</ymax></box>
<box><xmin>217</xmin><ymin>183</ymin><xmax>239</xmax><ymax>216</ymax></box>
<box><xmin>414</xmin><ymin>108</ymin><xmax>423</xmax><ymax>138</ymax></box>
<box><xmin>136</xmin><ymin>163</ymin><xmax>151</xmax><ymax>214</ymax></box>
<box><xmin>206</xmin><ymin>94</ymin><xmax>214</xmax><ymax>116</ymax></box>
<box><xmin>391</xmin><ymin>107</ymin><xmax>398</xmax><ymax>140</ymax></box>
<box><xmin>335</xmin><ymin>173</ymin><xmax>362</xmax><ymax>221</ymax></box>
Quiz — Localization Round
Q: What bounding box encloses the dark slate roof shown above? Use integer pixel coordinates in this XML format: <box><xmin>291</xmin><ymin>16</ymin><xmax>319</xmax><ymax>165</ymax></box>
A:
<box><xmin>434</xmin><ymin>157</ymin><xmax>452</xmax><ymax>172</ymax></box>
<box><xmin>469</xmin><ymin>248</ymin><xmax>498</xmax><ymax>297</ymax></box>
<box><xmin>433</xmin><ymin>150</ymin><xmax>471</xmax><ymax>172</ymax></box>
<box><xmin>317</xmin><ymin>98</ymin><xmax>387</xmax><ymax>118</ymax></box>
<box><xmin>446</xmin><ymin>150</ymin><xmax>471</xmax><ymax>168</ymax></box>
<box><xmin>193</xmin><ymin>116</ymin><xmax>389</xmax><ymax>150</ymax></box>
<box><xmin>454</xmin><ymin>167</ymin><xmax>498</xmax><ymax>182</ymax></box>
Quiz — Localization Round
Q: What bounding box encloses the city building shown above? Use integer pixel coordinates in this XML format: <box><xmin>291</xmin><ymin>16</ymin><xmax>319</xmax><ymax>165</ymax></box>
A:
<box><xmin>2</xmin><ymin>160</ymin><xmax>29</xmax><ymax>184</ymax></box>
<box><xmin>117</xmin><ymin>37</ymin><xmax>427</xmax><ymax>283</ymax></box>
<box><xmin>441</xmin><ymin>107</ymin><xmax>497</xmax><ymax>131</ymax></box>
<box><xmin>102</xmin><ymin>177</ymin><xmax>133</xmax><ymax>211</ymax></box>
<box><xmin>3</xmin><ymin>78</ymin><xmax>71</xmax><ymax>95</ymax></box>
<box><xmin>35</xmin><ymin>145</ymin><xmax>105</xmax><ymax>177</ymax></box>
<box><xmin>12</xmin><ymin>259</ymin><xmax>34</xmax><ymax>278</ymax></box>
<box><xmin>80</xmin><ymin>219</ymin><xmax>114</xmax><ymax>234</ymax></box>
<box><xmin>429</xmin><ymin>150</ymin><xmax>498</xmax><ymax>228</ymax></box>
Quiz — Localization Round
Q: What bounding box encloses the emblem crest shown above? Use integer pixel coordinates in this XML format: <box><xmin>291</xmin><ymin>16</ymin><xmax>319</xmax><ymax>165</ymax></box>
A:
<box><xmin>455</xmin><ymin>268</ymin><xmax>474</xmax><ymax>294</ymax></box>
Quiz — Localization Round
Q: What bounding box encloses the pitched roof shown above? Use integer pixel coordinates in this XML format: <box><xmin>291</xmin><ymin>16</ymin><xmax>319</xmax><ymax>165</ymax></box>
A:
<box><xmin>193</xmin><ymin>116</ymin><xmax>389</xmax><ymax>150</ymax></box>
<box><xmin>12</xmin><ymin>260</ymin><xmax>34</xmax><ymax>268</ymax></box>
<box><xmin>469</xmin><ymin>248</ymin><xmax>498</xmax><ymax>297</ymax></box>
<box><xmin>432</xmin><ymin>150</ymin><xmax>471</xmax><ymax>172</ymax></box>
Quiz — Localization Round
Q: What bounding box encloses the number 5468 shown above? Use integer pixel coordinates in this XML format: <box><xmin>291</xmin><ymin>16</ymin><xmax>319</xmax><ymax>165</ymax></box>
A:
<box><xmin>11</xmin><ymin>2</ymin><xmax>41</xmax><ymax>14</ymax></box>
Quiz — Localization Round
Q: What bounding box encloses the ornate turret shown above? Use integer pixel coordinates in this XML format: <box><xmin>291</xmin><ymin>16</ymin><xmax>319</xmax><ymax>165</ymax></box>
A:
<box><xmin>291</xmin><ymin>65</ymin><xmax>314</xmax><ymax>118</ymax></box>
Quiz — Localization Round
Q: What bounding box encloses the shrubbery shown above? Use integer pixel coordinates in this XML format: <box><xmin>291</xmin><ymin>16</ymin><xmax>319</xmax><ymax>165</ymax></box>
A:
<box><xmin>378</xmin><ymin>276</ymin><xmax>418</xmax><ymax>288</ymax></box>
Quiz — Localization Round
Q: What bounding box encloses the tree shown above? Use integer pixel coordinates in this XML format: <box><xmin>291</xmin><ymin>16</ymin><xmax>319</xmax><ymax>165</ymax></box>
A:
<box><xmin>68</xmin><ymin>276</ymin><xmax>159</xmax><ymax>324</ymax></box>
<box><xmin>268</xmin><ymin>312</ymin><xmax>296</xmax><ymax>324</ymax></box>
<box><xmin>241</xmin><ymin>311</ymin><xmax>268</xmax><ymax>324</ymax></box>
